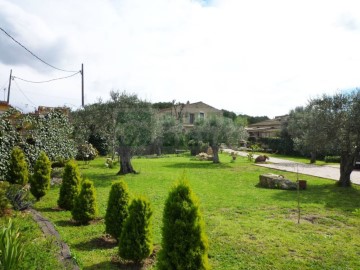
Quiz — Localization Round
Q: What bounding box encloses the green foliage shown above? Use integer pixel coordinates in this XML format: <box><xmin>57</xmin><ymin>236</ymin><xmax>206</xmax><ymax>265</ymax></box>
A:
<box><xmin>119</xmin><ymin>196</ymin><xmax>153</xmax><ymax>264</ymax></box>
<box><xmin>7</xmin><ymin>147</ymin><xmax>29</xmax><ymax>186</ymax></box>
<box><xmin>105</xmin><ymin>180</ymin><xmax>130</xmax><ymax>240</ymax></box>
<box><xmin>0</xmin><ymin>110</ymin><xmax>20</xmax><ymax>181</ymax></box>
<box><xmin>152</xmin><ymin>101</ymin><xmax>173</xmax><ymax>110</ymax></box>
<box><xmin>51</xmin><ymin>156</ymin><xmax>68</xmax><ymax>168</ymax></box>
<box><xmin>75</xmin><ymin>142</ymin><xmax>98</xmax><ymax>161</ymax></box>
<box><xmin>158</xmin><ymin>178</ymin><xmax>209</xmax><ymax>270</ymax></box>
<box><xmin>189</xmin><ymin>115</ymin><xmax>248</xmax><ymax>163</ymax></box>
<box><xmin>324</xmin><ymin>156</ymin><xmax>341</xmax><ymax>163</ymax></box>
<box><xmin>0</xmin><ymin>110</ymin><xmax>76</xmax><ymax>180</ymax></box>
<box><xmin>6</xmin><ymin>184</ymin><xmax>33</xmax><ymax>211</ymax></box>
<box><xmin>58</xmin><ymin>161</ymin><xmax>81</xmax><ymax>210</ymax></box>
<box><xmin>0</xmin><ymin>219</ymin><xmax>25</xmax><ymax>270</ymax></box>
<box><xmin>30</xmin><ymin>151</ymin><xmax>51</xmax><ymax>201</ymax></box>
<box><xmin>88</xmin><ymin>133</ymin><xmax>108</xmax><ymax>156</ymax></box>
<box><xmin>72</xmin><ymin>179</ymin><xmax>98</xmax><ymax>224</ymax></box>
<box><xmin>259</xmin><ymin>137</ymin><xmax>295</xmax><ymax>155</ymax></box>
<box><xmin>0</xmin><ymin>182</ymin><xmax>10</xmax><ymax>217</ymax></box>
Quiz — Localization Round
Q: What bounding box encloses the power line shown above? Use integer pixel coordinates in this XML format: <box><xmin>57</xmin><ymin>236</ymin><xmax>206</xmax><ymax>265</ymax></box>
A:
<box><xmin>13</xmin><ymin>71</ymin><xmax>80</xmax><ymax>84</ymax></box>
<box><xmin>0</xmin><ymin>26</ymin><xmax>79</xmax><ymax>73</ymax></box>
<box><xmin>13</xmin><ymin>80</ymin><xmax>37</xmax><ymax>107</ymax></box>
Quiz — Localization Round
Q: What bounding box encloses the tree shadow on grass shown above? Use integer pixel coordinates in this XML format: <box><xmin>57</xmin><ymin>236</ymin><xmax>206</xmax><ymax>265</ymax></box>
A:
<box><xmin>165</xmin><ymin>161</ymin><xmax>231</xmax><ymax>170</ymax></box>
<box><xmin>270</xmin><ymin>182</ymin><xmax>360</xmax><ymax>212</ymax></box>
<box><xmin>73</xmin><ymin>235</ymin><xmax>117</xmax><ymax>251</ymax></box>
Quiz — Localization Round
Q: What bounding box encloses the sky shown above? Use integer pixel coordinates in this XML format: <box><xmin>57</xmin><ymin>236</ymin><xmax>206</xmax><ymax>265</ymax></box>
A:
<box><xmin>1</xmin><ymin>0</ymin><xmax>360</xmax><ymax>118</ymax></box>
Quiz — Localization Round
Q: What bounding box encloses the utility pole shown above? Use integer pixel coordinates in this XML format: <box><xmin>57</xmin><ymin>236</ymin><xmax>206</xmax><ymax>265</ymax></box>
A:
<box><xmin>7</xmin><ymin>69</ymin><xmax>12</xmax><ymax>104</ymax></box>
<box><xmin>81</xmin><ymin>63</ymin><xmax>84</xmax><ymax>107</ymax></box>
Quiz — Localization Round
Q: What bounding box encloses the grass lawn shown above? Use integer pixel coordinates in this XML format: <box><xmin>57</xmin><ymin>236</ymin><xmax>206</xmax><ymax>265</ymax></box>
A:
<box><xmin>22</xmin><ymin>153</ymin><xmax>360</xmax><ymax>269</ymax></box>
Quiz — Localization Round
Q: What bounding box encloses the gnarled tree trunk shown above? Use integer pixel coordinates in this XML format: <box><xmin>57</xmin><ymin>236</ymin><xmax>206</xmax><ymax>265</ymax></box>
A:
<box><xmin>212</xmin><ymin>145</ymin><xmax>220</xmax><ymax>164</ymax></box>
<box><xmin>117</xmin><ymin>147</ymin><xmax>136</xmax><ymax>175</ymax></box>
<box><xmin>338</xmin><ymin>153</ymin><xmax>354</xmax><ymax>187</ymax></box>
<box><xmin>310</xmin><ymin>152</ymin><xmax>316</xmax><ymax>164</ymax></box>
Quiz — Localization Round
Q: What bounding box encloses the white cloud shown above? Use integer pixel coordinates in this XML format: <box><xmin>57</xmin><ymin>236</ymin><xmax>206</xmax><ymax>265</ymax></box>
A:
<box><xmin>1</xmin><ymin>0</ymin><xmax>360</xmax><ymax>117</ymax></box>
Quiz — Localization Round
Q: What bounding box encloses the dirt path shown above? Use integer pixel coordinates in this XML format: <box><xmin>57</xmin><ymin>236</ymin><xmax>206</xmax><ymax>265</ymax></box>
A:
<box><xmin>29</xmin><ymin>208</ymin><xmax>79</xmax><ymax>270</ymax></box>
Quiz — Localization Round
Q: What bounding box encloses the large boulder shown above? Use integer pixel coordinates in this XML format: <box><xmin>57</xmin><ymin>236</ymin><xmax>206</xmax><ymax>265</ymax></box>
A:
<box><xmin>259</xmin><ymin>173</ymin><xmax>297</xmax><ymax>190</ymax></box>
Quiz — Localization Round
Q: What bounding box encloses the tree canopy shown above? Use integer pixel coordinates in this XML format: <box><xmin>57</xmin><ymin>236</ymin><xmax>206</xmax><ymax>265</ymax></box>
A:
<box><xmin>72</xmin><ymin>91</ymin><xmax>159</xmax><ymax>174</ymax></box>
<box><xmin>287</xmin><ymin>90</ymin><xmax>360</xmax><ymax>186</ymax></box>
<box><xmin>189</xmin><ymin>115</ymin><xmax>248</xmax><ymax>163</ymax></box>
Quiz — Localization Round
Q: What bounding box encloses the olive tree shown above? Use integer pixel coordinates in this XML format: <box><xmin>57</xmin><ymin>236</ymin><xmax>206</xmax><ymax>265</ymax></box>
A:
<box><xmin>72</xmin><ymin>91</ymin><xmax>159</xmax><ymax>175</ymax></box>
<box><xmin>288</xmin><ymin>90</ymin><xmax>360</xmax><ymax>187</ymax></box>
<box><xmin>188</xmin><ymin>115</ymin><xmax>248</xmax><ymax>163</ymax></box>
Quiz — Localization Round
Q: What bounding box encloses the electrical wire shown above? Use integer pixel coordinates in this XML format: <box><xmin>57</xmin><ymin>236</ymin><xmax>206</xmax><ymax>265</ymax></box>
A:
<box><xmin>12</xmin><ymin>71</ymin><xmax>80</xmax><ymax>84</ymax></box>
<box><xmin>13</xmin><ymin>80</ymin><xmax>37</xmax><ymax>107</ymax></box>
<box><xmin>0</xmin><ymin>26</ymin><xmax>79</xmax><ymax>73</ymax></box>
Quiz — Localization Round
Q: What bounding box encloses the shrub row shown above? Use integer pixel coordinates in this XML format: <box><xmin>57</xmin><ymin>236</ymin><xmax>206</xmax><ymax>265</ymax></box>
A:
<box><xmin>324</xmin><ymin>156</ymin><xmax>341</xmax><ymax>163</ymax></box>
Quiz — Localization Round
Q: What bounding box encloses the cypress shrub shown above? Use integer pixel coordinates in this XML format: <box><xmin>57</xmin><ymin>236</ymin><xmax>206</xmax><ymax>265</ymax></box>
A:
<box><xmin>7</xmin><ymin>147</ymin><xmax>29</xmax><ymax>186</ymax></box>
<box><xmin>57</xmin><ymin>160</ymin><xmax>81</xmax><ymax>210</ymax></box>
<box><xmin>158</xmin><ymin>179</ymin><xmax>210</xmax><ymax>270</ymax></box>
<box><xmin>71</xmin><ymin>179</ymin><xmax>98</xmax><ymax>224</ymax></box>
<box><xmin>105</xmin><ymin>180</ymin><xmax>130</xmax><ymax>241</ymax></box>
<box><xmin>119</xmin><ymin>196</ymin><xmax>153</xmax><ymax>264</ymax></box>
<box><xmin>30</xmin><ymin>151</ymin><xmax>51</xmax><ymax>201</ymax></box>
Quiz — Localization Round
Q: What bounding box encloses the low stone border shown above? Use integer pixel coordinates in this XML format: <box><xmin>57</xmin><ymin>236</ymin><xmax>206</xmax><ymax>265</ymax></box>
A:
<box><xmin>29</xmin><ymin>208</ymin><xmax>79</xmax><ymax>270</ymax></box>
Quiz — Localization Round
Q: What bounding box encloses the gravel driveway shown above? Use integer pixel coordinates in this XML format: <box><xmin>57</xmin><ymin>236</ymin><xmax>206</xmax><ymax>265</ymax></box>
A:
<box><xmin>223</xmin><ymin>149</ymin><xmax>360</xmax><ymax>185</ymax></box>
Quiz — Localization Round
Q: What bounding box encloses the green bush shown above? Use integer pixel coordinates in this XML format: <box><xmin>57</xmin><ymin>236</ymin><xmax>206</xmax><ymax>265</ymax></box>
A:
<box><xmin>0</xmin><ymin>219</ymin><xmax>25</xmax><ymax>270</ymax></box>
<box><xmin>57</xmin><ymin>161</ymin><xmax>81</xmax><ymax>210</ymax></box>
<box><xmin>105</xmin><ymin>180</ymin><xmax>130</xmax><ymax>241</ymax></box>
<box><xmin>0</xmin><ymin>182</ymin><xmax>10</xmax><ymax>216</ymax></box>
<box><xmin>7</xmin><ymin>147</ymin><xmax>29</xmax><ymax>186</ymax></box>
<box><xmin>71</xmin><ymin>179</ymin><xmax>98</xmax><ymax>224</ymax></box>
<box><xmin>30</xmin><ymin>151</ymin><xmax>51</xmax><ymax>201</ymax></box>
<box><xmin>119</xmin><ymin>196</ymin><xmax>153</xmax><ymax>264</ymax></box>
<box><xmin>324</xmin><ymin>156</ymin><xmax>341</xmax><ymax>163</ymax></box>
<box><xmin>157</xmin><ymin>179</ymin><xmax>210</xmax><ymax>270</ymax></box>
<box><xmin>75</xmin><ymin>143</ymin><xmax>98</xmax><ymax>161</ymax></box>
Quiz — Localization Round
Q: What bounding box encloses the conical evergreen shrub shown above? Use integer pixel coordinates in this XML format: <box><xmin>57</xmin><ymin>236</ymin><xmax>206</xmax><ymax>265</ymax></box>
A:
<box><xmin>158</xmin><ymin>179</ymin><xmax>210</xmax><ymax>270</ymax></box>
<box><xmin>119</xmin><ymin>196</ymin><xmax>153</xmax><ymax>264</ymax></box>
<box><xmin>105</xmin><ymin>180</ymin><xmax>130</xmax><ymax>241</ymax></box>
<box><xmin>30</xmin><ymin>151</ymin><xmax>51</xmax><ymax>201</ymax></box>
<box><xmin>57</xmin><ymin>160</ymin><xmax>81</xmax><ymax>210</ymax></box>
<box><xmin>71</xmin><ymin>179</ymin><xmax>98</xmax><ymax>224</ymax></box>
<box><xmin>7</xmin><ymin>147</ymin><xmax>29</xmax><ymax>186</ymax></box>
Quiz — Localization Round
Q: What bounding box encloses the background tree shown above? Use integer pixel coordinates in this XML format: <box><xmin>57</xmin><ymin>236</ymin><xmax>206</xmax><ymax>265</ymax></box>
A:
<box><xmin>105</xmin><ymin>180</ymin><xmax>130</xmax><ymax>241</ymax></box>
<box><xmin>189</xmin><ymin>115</ymin><xmax>248</xmax><ymax>163</ymax></box>
<box><xmin>157</xmin><ymin>115</ymin><xmax>185</xmax><ymax>154</ymax></box>
<box><xmin>119</xmin><ymin>196</ymin><xmax>153</xmax><ymax>264</ymax></box>
<box><xmin>286</xmin><ymin>106</ymin><xmax>327</xmax><ymax>163</ymax></box>
<box><xmin>71</xmin><ymin>179</ymin><xmax>98</xmax><ymax>224</ymax></box>
<box><xmin>158</xmin><ymin>179</ymin><xmax>209</xmax><ymax>270</ymax></box>
<box><xmin>71</xmin><ymin>91</ymin><xmax>159</xmax><ymax>174</ymax></box>
<box><xmin>30</xmin><ymin>151</ymin><xmax>51</xmax><ymax>201</ymax></box>
<box><xmin>7</xmin><ymin>147</ymin><xmax>29</xmax><ymax>186</ymax></box>
<box><xmin>58</xmin><ymin>161</ymin><xmax>81</xmax><ymax>210</ymax></box>
<box><xmin>288</xmin><ymin>90</ymin><xmax>360</xmax><ymax>187</ymax></box>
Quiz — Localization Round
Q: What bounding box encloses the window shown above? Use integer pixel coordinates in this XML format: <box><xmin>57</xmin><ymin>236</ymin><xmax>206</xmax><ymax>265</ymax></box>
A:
<box><xmin>199</xmin><ymin>112</ymin><xmax>204</xmax><ymax>119</ymax></box>
<box><xmin>189</xmin><ymin>113</ymin><xmax>195</xmax><ymax>124</ymax></box>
